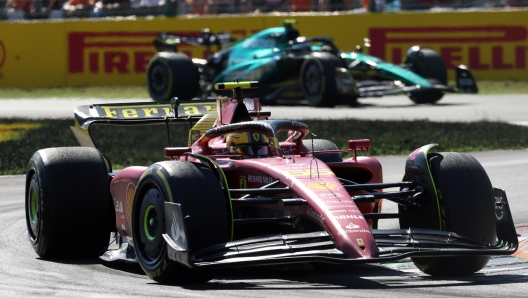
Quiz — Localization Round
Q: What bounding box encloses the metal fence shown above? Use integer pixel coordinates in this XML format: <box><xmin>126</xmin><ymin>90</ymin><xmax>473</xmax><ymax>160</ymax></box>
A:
<box><xmin>1</xmin><ymin>0</ymin><xmax>527</xmax><ymax>21</ymax></box>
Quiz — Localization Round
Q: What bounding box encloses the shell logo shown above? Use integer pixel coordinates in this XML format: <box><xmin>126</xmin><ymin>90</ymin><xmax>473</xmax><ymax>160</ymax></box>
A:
<box><xmin>0</xmin><ymin>40</ymin><xmax>5</xmax><ymax>71</ymax></box>
<box><xmin>306</xmin><ymin>181</ymin><xmax>341</xmax><ymax>191</ymax></box>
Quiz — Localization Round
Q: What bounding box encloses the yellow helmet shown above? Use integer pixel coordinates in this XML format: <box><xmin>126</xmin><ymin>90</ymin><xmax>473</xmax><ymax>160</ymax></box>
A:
<box><xmin>226</xmin><ymin>132</ymin><xmax>270</xmax><ymax>156</ymax></box>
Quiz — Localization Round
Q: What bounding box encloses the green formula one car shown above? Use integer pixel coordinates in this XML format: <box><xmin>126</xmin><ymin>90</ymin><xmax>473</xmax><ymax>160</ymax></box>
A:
<box><xmin>147</xmin><ymin>20</ymin><xmax>478</xmax><ymax>107</ymax></box>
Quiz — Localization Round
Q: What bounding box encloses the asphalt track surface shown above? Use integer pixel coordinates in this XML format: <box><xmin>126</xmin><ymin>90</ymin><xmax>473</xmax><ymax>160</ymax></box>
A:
<box><xmin>1</xmin><ymin>94</ymin><xmax>528</xmax><ymax>126</ymax></box>
<box><xmin>1</xmin><ymin>94</ymin><xmax>528</xmax><ymax>297</ymax></box>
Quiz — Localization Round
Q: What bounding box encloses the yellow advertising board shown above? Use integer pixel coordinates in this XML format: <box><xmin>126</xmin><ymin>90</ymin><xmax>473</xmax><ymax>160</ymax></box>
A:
<box><xmin>0</xmin><ymin>10</ymin><xmax>527</xmax><ymax>88</ymax></box>
<box><xmin>0</xmin><ymin>21</ymin><xmax>67</xmax><ymax>88</ymax></box>
<box><xmin>63</xmin><ymin>16</ymin><xmax>265</xmax><ymax>87</ymax></box>
<box><xmin>263</xmin><ymin>12</ymin><xmax>528</xmax><ymax>81</ymax></box>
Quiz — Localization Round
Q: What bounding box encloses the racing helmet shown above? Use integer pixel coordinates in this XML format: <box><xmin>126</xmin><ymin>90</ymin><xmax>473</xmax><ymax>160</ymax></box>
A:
<box><xmin>226</xmin><ymin>132</ymin><xmax>270</xmax><ymax>156</ymax></box>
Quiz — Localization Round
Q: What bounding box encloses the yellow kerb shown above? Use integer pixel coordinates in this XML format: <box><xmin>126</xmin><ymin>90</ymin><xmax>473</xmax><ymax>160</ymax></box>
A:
<box><xmin>0</xmin><ymin>123</ymin><xmax>42</xmax><ymax>142</ymax></box>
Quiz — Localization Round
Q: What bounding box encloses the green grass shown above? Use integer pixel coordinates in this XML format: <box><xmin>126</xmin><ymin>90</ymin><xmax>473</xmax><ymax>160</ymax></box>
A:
<box><xmin>0</xmin><ymin>80</ymin><xmax>526</xmax><ymax>99</ymax></box>
<box><xmin>0</xmin><ymin>86</ymin><xmax>150</xmax><ymax>99</ymax></box>
<box><xmin>476</xmin><ymin>80</ymin><xmax>528</xmax><ymax>94</ymax></box>
<box><xmin>2</xmin><ymin>118</ymin><xmax>527</xmax><ymax>175</ymax></box>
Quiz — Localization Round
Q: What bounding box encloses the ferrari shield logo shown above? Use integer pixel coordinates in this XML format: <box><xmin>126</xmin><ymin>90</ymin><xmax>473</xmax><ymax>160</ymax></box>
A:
<box><xmin>356</xmin><ymin>238</ymin><xmax>364</xmax><ymax>245</ymax></box>
<box><xmin>239</xmin><ymin>175</ymin><xmax>247</xmax><ymax>188</ymax></box>
<box><xmin>252</xmin><ymin>133</ymin><xmax>260</xmax><ymax>142</ymax></box>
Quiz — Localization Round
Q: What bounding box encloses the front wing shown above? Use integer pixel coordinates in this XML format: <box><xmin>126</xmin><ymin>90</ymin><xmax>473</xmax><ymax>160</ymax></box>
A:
<box><xmin>355</xmin><ymin>81</ymin><xmax>454</xmax><ymax>98</ymax></box>
<box><xmin>160</xmin><ymin>188</ymin><xmax>517</xmax><ymax>269</ymax></box>
<box><xmin>343</xmin><ymin>65</ymin><xmax>478</xmax><ymax>98</ymax></box>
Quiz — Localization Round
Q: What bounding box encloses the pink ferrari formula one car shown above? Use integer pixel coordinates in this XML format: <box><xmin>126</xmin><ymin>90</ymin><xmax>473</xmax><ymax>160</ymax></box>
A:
<box><xmin>25</xmin><ymin>81</ymin><xmax>517</xmax><ymax>283</ymax></box>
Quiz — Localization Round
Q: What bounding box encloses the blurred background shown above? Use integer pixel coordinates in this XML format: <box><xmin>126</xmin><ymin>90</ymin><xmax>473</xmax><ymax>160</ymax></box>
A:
<box><xmin>1</xmin><ymin>0</ymin><xmax>527</xmax><ymax>21</ymax></box>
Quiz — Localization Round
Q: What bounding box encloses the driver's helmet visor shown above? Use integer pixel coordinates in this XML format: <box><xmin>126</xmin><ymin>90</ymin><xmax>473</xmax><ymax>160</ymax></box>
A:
<box><xmin>229</xmin><ymin>145</ymin><xmax>269</xmax><ymax>156</ymax></box>
<box><xmin>226</xmin><ymin>132</ymin><xmax>270</xmax><ymax>156</ymax></box>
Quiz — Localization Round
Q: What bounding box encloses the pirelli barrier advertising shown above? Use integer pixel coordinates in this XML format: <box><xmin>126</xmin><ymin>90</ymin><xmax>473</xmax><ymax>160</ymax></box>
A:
<box><xmin>0</xmin><ymin>10</ymin><xmax>527</xmax><ymax>88</ymax></box>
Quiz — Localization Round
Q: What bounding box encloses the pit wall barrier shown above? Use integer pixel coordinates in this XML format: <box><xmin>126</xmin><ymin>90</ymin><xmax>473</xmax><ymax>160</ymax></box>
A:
<box><xmin>0</xmin><ymin>10</ymin><xmax>527</xmax><ymax>88</ymax></box>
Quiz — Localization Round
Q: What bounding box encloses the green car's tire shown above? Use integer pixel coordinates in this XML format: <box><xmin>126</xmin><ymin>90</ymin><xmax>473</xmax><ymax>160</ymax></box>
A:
<box><xmin>147</xmin><ymin>52</ymin><xmax>200</xmax><ymax>102</ymax></box>
<box><xmin>408</xmin><ymin>88</ymin><xmax>445</xmax><ymax>104</ymax></box>
<box><xmin>132</xmin><ymin>161</ymin><xmax>229</xmax><ymax>283</ymax></box>
<box><xmin>300</xmin><ymin>52</ymin><xmax>345</xmax><ymax>108</ymax></box>
<box><xmin>405</xmin><ymin>48</ymin><xmax>447</xmax><ymax>85</ymax></box>
<box><xmin>400</xmin><ymin>152</ymin><xmax>497</xmax><ymax>276</ymax></box>
<box><xmin>405</xmin><ymin>48</ymin><xmax>447</xmax><ymax>104</ymax></box>
<box><xmin>25</xmin><ymin>147</ymin><xmax>113</xmax><ymax>259</ymax></box>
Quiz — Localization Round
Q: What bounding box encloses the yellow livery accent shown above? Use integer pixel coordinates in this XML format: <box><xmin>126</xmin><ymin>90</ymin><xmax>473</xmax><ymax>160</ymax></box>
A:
<box><xmin>215</xmin><ymin>81</ymin><xmax>259</xmax><ymax>90</ymax></box>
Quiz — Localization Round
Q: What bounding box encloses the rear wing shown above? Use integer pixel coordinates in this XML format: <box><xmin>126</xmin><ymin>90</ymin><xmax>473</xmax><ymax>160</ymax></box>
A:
<box><xmin>70</xmin><ymin>97</ymin><xmax>269</xmax><ymax>149</ymax></box>
<box><xmin>71</xmin><ymin>100</ymin><xmax>217</xmax><ymax>148</ymax></box>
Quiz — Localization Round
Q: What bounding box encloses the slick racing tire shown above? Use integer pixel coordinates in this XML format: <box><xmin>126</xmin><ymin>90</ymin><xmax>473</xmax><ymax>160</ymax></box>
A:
<box><xmin>132</xmin><ymin>161</ymin><xmax>229</xmax><ymax>283</ymax></box>
<box><xmin>147</xmin><ymin>52</ymin><xmax>200</xmax><ymax>102</ymax></box>
<box><xmin>300</xmin><ymin>52</ymin><xmax>345</xmax><ymax>107</ymax></box>
<box><xmin>25</xmin><ymin>147</ymin><xmax>113</xmax><ymax>259</ymax></box>
<box><xmin>302</xmin><ymin>139</ymin><xmax>343</xmax><ymax>163</ymax></box>
<box><xmin>407</xmin><ymin>88</ymin><xmax>444</xmax><ymax>105</ymax></box>
<box><xmin>400</xmin><ymin>152</ymin><xmax>496</xmax><ymax>276</ymax></box>
<box><xmin>405</xmin><ymin>48</ymin><xmax>447</xmax><ymax>104</ymax></box>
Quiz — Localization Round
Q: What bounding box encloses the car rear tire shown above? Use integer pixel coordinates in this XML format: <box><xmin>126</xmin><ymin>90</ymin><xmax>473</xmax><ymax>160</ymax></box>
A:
<box><xmin>405</xmin><ymin>48</ymin><xmax>447</xmax><ymax>104</ymax></box>
<box><xmin>132</xmin><ymin>161</ymin><xmax>229</xmax><ymax>283</ymax></box>
<box><xmin>299</xmin><ymin>52</ymin><xmax>345</xmax><ymax>107</ymax></box>
<box><xmin>302</xmin><ymin>139</ymin><xmax>343</xmax><ymax>163</ymax></box>
<box><xmin>25</xmin><ymin>147</ymin><xmax>113</xmax><ymax>259</ymax></box>
<box><xmin>400</xmin><ymin>152</ymin><xmax>496</xmax><ymax>276</ymax></box>
<box><xmin>147</xmin><ymin>52</ymin><xmax>200</xmax><ymax>102</ymax></box>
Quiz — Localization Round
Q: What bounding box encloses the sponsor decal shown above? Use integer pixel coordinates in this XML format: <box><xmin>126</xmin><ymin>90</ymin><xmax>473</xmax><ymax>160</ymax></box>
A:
<box><xmin>68</xmin><ymin>32</ymin><xmax>157</xmax><ymax>74</ymax></box>
<box><xmin>284</xmin><ymin>168</ymin><xmax>335</xmax><ymax>179</ymax></box>
<box><xmin>224</xmin><ymin>67</ymin><xmax>264</xmax><ymax>81</ymax></box>
<box><xmin>409</xmin><ymin>148</ymin><xmax>420</xmax><ymax>161</ymax></box>
<box><xmin>68</xmin><ymin>31</ymin><xmax>190</xmax><ymax>75</ymax></box>
<box><xmin>307</xmin><ymin>207</ymin><xmax>325</xmax><ymax>223</ymax></box>
<box><xmin>334</xmin><ymin>214</ymin><xmax>365</xmax><ymax>220</ymax></box>
<box><xmin>495</xmin><ymin>195</ymin><xmax>504</xmax><ymax>220</ymax></box>
<box><xmin>326</xmin><ymin>209</ymin><xmax>362</xmax><ymax>214</ymax></box>
<box><xmin>325</xmin><ymin>209</ymin><xmax>347</xmax><ymax>213</ymax></box>
<box><xmin>281</xmin><ymin>146</ymin><xmax>295</xmax><ymax>155</ymax></box>
<box><xmin>319</xmin><ymin>192</ymin><xmax>343</xmax><ymax>198</ymax></box>
<box><xmin>324</xmin><ymin>200</ymin><xmax>351</xmax><ymax>204</ymax></box>
<box><xmin>369</xmin><ymin>26</ymin><xmax>528</xmax><ymax>71</ymax></box>
<box><xmin>170</xmin><ymin>211</ymin><xmax>181</xmax><ymax>241</ymax></box>
<box><xmin>95</xmin><ymin>103</ymin><xmax>213</xmax><ymax>119</ymax></box>
<box><xmin>151</xmin><ymin>259</ymin><xmax>168</xmax><ymax>278</ymax></box>
<box><xmin>337</xmin><ymin>229</ymin><xmax>372</xmax><ymax>237</ymax></box>
<box><xmin>67</xmin><ymin>30</ymin><xmax>253</xmax><ymax>76</ymax></box>
<box><xmin>212</xmin><ymin>148</ymin><xmax>229</xmax><ymax>155</ymax></box>
<box><xmin>305</xmin><ymin>181</ymin><xmax>341</xmax><ymax>191</ymax></box>
<box><xmin>242</xmin><ymin>37</ymin><xmax>275</xmax><ymax>49</ymax></box>
<box><xmin>248</xmin><ymin>175</ymin><xmax>273</xmax><ymax>184</ymax></box>
<box><xmin>239</xmin><ymin>175</ymin><xmax>247</xmax><ymax>188</ymax></box>
<box><xmin>113</xmin><ymin>198</ymin><xmax>123</xmax><ymax>212</ymax></box>
<box><xmin>281</xmin><ymin>163</ymin><xmax>307</xmax><ymax>169</ymax></box>
<box><xmin>346</xmin><ymin>222</ymin><xmax>360</xmax><ymax>229</ymax></box>
<box><xmin>212</xmin><ymin>123</ymin><xmax>246</xmax><ymax>134</ymax></box>
<box><xmin>126</xmin><ymin>182</ymin><xmax>136</xmax><ymax>225</ymax></box>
